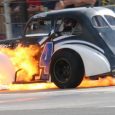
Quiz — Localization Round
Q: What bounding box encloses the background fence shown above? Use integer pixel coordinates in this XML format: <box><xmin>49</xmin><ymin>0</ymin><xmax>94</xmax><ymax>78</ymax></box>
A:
<box><xmin>0</xmin><ymin>1</ymin><xmax>6</xmax><ymax>40</ymax></box>
<box><xmin>0</xmin><ymin>0</ymin><xmax>115</xmax><ymax>40</ymax></box>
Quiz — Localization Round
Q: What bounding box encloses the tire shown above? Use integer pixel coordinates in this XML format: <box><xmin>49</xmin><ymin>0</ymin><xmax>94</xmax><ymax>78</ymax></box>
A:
<box><xmin>50</xmin><ymin>49</ymin><xmax>84</xmax><ymax>89</ymax></box>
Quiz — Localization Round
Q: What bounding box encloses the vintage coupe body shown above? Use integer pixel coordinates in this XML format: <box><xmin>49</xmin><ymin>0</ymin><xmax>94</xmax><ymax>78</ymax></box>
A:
<box><xmin>1</xmin><ymin>7</ymin><xmax>115</xmax><ymax>88</ymax></box>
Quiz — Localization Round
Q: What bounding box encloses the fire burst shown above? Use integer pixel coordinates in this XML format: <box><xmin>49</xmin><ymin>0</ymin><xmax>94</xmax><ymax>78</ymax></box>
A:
<box><xmin>0</xmin><ymin>44</ymin><xmax>40</xmax><ymax>82</ymax></box>
<box><xmin>0</xmin><ymin>44</ymin><xmax>115</xmax><ymax>91</ymax></box>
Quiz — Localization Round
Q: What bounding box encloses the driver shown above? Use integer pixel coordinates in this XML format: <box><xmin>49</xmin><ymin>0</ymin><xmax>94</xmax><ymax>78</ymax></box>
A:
<box><xmin>63</xmin><ymin>18</ymin><xmax>76</xmax><ymax>32</ymax></box>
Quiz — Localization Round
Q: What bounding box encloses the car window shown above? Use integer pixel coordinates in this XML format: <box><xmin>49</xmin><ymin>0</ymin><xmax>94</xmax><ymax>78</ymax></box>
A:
<box><xmin>55</xmin><ymin>19</ymin><xmax>63</xmax><ymax>32</ymax></box>
<box><xmin>25</xmin><ymin>18</ymin><xmax>52</xmax><ymax>35</ymax></box>
<box><xmin>92</xmin><ymin>16</ymin><xmax>108</xmax><ymax>28</ymax></box>
<box><xmin>71</xmin><ymin>21</ymin><xmax>82</xmax><ymax>35</ymax></box>
<box><xmin>104</xmin><ymin>15</ymin><xmax>115</xmax><ymax>26</ymax></box>
<box><xmin>56</xmin><ymin>18</ymin><xmax>80</xmax><ymax>35</ymax></box>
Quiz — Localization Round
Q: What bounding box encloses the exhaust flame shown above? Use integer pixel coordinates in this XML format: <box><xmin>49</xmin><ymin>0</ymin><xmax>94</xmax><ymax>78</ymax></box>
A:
<box><xmin>0</xmin><ymin>44</ymin><xmax>40</xmax><ymax>82</ymax></box>
<box><xmin>0</xmin><ymin>44</ymin><xmax>115</xmax><ymax>91</ymax></box>
<box><xmin>79</xmin><ymin>76</ymin><xmax>115</xmax><ymax>88</ymax></box>
<box><xmin>7</xmin><ymin>76</ymin><xmax>115</xmax><ymax>91</ymax></box>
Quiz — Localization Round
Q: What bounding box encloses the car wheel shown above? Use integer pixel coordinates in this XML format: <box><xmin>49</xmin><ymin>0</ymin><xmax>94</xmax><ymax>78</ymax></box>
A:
<box><xmin>50</xmin><ymin>49</ymin><xmax>84</xmax><ymax>89</ymax></box>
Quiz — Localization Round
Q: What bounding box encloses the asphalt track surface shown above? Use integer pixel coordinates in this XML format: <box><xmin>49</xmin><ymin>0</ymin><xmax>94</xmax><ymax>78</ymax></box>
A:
<box><xmin>1</xmin><ymin>87</ymin><xmax>115</xmax><ymax>115</ymax></box>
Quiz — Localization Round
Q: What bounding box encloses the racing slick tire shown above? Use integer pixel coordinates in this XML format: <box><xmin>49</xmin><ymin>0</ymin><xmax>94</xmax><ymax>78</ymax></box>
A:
<box><xmin>50</xmin><ymin>49</ymin><xmax>84</xmax><ymax>89</ymax></box>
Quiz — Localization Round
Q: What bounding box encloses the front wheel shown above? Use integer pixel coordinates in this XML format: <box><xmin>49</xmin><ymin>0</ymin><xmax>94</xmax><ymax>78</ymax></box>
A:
<box><xmin>50</xmin><ymin>49</ymin><xmax>84</xmax><ymax>89</ymax></box>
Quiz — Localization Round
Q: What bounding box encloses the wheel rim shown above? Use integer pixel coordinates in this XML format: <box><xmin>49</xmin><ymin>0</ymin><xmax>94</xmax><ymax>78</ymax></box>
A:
<box><xmin>54</xmin><ymin>58</ymin><xmax>71</xmax><ymax>83</ymax></box>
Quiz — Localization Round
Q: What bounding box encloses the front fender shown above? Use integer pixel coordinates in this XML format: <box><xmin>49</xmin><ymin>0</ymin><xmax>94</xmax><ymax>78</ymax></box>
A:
<box><xmin>53</xmin><ymin>44</ymin><xmax>111</xmax><ymax>76</ymax></box>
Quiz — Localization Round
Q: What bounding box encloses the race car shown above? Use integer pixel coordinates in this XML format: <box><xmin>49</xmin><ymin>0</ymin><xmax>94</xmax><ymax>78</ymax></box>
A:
<box><xmin>0</xmin><ymin>6</ymin><xmax>115</xmax><ymax>89</ymax></box>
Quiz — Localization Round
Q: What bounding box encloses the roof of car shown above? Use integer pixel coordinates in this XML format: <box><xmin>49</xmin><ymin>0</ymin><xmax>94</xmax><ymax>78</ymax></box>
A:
<box><xmin>33</xmin><ymin>7</ymin><xmax>114</xmax><ymax>19</ymax></box>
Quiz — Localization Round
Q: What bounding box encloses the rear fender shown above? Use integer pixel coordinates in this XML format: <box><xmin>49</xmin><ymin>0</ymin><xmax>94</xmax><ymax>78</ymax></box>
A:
<box><xmin>53</xmin><ymin>44</ymin><xmax>111</xmax><ymax>76</ymax></box>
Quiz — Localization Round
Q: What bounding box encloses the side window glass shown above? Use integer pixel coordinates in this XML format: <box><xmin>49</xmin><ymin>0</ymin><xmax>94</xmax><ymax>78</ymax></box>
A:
<box><xmin>55</xmin><ymin>19</ymin><xmax>63</xmax><ymax>32</ymax></box>
<box><xmin>92</xmin><ymin>16</ymin><xmax>108</xmax><ymax>28</ymax></box>
<box><xmin>56</xmin><ymin>18</ymin><xmax>80</xmax><ymax>35</ymax></box>
<box><xmin>71</xmin><ymin>20</ymin><xmax>82</xmax><ymax>35</ymax></box>
<box><xmin>25</xmin><ymin>18</ymin><xmax>52</xmax><ymax>35</ymax></box>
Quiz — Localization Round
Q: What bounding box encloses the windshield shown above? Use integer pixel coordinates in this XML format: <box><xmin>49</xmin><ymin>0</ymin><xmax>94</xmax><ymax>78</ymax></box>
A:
<box><xmin>25</xmin><ymin>18</ymin><xmax>52</xmax><ymax>36</ymax></box>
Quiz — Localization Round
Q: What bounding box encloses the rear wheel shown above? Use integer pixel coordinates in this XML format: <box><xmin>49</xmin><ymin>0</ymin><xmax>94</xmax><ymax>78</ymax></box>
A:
<box><xmin>50</xmin><ymin>49</ymin><xmax>84</xmax><ymax>89</ymax></box>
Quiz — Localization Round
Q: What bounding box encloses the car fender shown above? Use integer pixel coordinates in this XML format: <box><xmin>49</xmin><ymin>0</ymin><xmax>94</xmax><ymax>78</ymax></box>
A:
<box><xmin>53</xmin><ymin>43</ymin><xmax>111</xmax><ymax>76</ymax></box>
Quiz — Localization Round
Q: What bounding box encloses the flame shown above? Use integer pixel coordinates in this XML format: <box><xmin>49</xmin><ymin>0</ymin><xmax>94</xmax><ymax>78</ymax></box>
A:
<box><xmin>0</xmin><ymin>44</ymin><xmax>115</xmax><ymax>91</ymax></box>
<box><xmin>0</xmin><ymin>44</ymin><xmax>40</xmax><ymax>82</ymax></box>
<box><xmin>7</xmin><ymin>76</ymin><xmax>115</xmax><ymax>91</ymax></box>
<box><xmin>79</xmin><ymin>76</ymin><xmax>115</xmax><ymax>88</ymax></box>
<box><xmin>8</xmin><ymin>83</ymin><xmax>57</xmax><ymax>91</ymax></box>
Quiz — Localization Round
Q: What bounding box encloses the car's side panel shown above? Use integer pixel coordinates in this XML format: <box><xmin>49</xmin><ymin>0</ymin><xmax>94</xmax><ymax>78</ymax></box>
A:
<box><xmin>39</xmin><ymin>42</ymin><xmax>53</xmax><ymax>74</ymax></box>
<box><xmin>54</xmin><ymin>43</ymin><xmax>111</xmax><ymax>76</ymax></box>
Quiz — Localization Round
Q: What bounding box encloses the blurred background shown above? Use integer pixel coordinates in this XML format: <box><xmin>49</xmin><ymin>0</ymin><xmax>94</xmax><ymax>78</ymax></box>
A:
<box><xmin>0</xmin><ymin>0</ymin><xmax>115</xmax><ymax>40</ymax></box>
